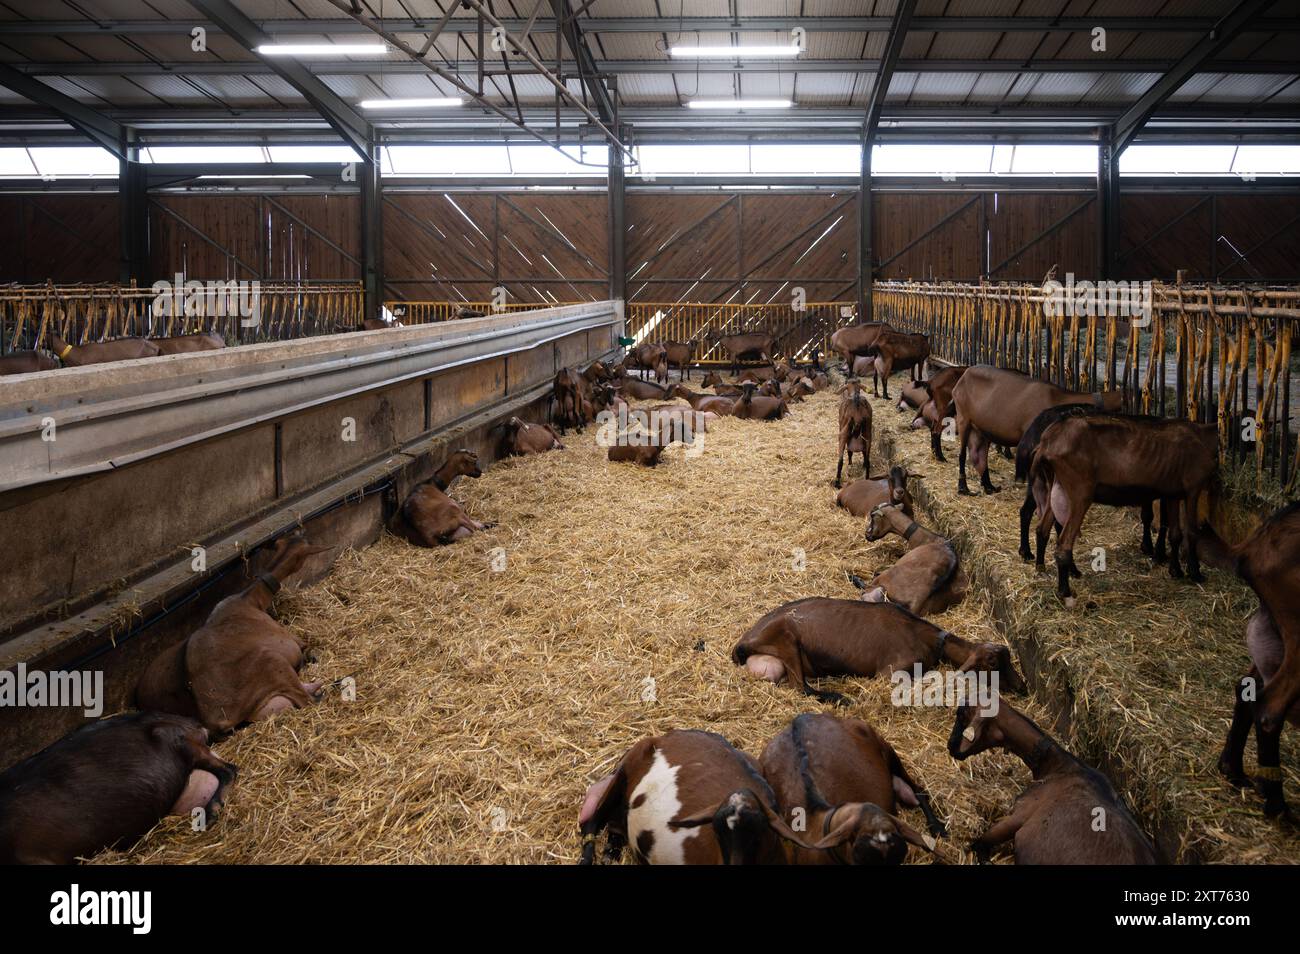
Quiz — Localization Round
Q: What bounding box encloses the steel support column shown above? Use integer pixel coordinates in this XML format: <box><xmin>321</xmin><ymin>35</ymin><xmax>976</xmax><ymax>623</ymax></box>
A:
<box><xmin>608</xmin><ymin>130</ymin><xmax>626</xmax><ymax>302</ymax></box>
<box><xmin>1098</xmin><ymin>129</ymin><xmax>1121</xmax><ymax>280</ymax></box>
<box><xmin>118</xmin><ymin>136</ymin><xmax>149</xmax><ymax>285</ymax></box>
<box><xmin>859</xmin><ymin>136</ymin><xmax>873</xmax><ymax>322</ymax></box>
<box><xmin>358</xmin><ymin>146</ymin><xmax>384</xmax><ymax>321</ymax></box>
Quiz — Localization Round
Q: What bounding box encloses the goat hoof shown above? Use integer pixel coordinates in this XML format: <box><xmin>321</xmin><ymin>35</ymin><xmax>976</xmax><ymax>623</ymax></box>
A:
<box><xmin>1140</xmin><ymin>542</ymin><xmax>1154</xmax><ymax>556</ymax></box>
<box><xmin>1218</xmin><ymin>757</ymin><xmax>1251</xmax><ymax>789</ymax></box>
<box><xmin>982</xmin><ymin>483</ymin><xmax>1001</xmax><ymax>494</ymax></box>
<box><xmin>1169</xmin><ymin>565</ymin><xmax>1185</xmax><ymax>580</ymax></box>
<box><xmin>1188</xmin><ymin>570</ymin><xmax>1205</xmax><ymax>584</ymax></box>
<box><xmin>1018</xmin><ymin>547</ymin><xmax>1033</xmax><ymax>562</ymax></box>
<box><xmin>957</xmin><ymin>484</ymin><xmax>974</xmax><ymax>497</ymax></box>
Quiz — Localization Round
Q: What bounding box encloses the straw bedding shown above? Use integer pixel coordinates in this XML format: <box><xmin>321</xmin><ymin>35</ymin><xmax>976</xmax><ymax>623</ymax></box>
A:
<box><xmin>94</xmin><ymin>385</ymin><xmax>1059</xmax><ymax>865</ymax></box>
<box><xmin>864</xmin><ymin>385</ymin><xmax>1297</xmax><ymax>864</ymax></box>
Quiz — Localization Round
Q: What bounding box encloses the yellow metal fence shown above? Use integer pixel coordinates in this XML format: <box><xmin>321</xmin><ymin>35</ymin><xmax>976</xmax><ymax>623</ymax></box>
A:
<box><xmin>874</xmin><ymin>280</ymin><xmax>1300</xmax><ymax>495</ymax></box>
<box><xmin>2</xmin><ymin>281</ymin><xmax>364</xmax><ymax>352</ymax></box>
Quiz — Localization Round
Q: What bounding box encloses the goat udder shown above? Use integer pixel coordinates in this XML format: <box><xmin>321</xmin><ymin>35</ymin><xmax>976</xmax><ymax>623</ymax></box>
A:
<box><xmin>858</xmin><ymin>586</ymin><xmax>887</xmax><ymax>604</ymax></box>
<box><xmin>745</xmin><ymin>654</ymin><xmax>786</xmax><ymax>683</ymax></box>
<box><xmin>169</xmin><ymin>769</ymin><xmax>220</xmax><ymax>815</ymax></box>
<box><xmin>579</xmin><ymin>773</ymin><xmax>616</xmax><ymax>825</ymax></box>
<box><xmin>1049</xmin><ymin>483</ymin><xmax>1071</xmax><ymax>525</ymax></box>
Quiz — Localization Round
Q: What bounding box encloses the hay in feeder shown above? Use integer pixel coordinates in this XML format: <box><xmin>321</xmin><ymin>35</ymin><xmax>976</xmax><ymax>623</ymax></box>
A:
<box><xmin>97</xmin><ymin>389</ymin><xmax>1057</xmax><ymax>864</ymax></box>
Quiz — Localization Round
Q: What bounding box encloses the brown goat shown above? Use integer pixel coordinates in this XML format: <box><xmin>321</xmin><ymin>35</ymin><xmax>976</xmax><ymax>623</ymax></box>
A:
<box><xmin>0</xmin><ymin>712</ymin><xmax>237</xmax><ymax>865</ymax></box>
<box><xmin>835</xmin><ymin>465</ymin><xmax>917</xmax><ymax>519</ymax></box>
<box><xmin>951</xmin><ymin>365</ymin><xmax>1122</xmax><ymax>495</ymax></box>
<box><xmin>553</xmin><ymin>367</ymin><xmax>590</xmax><ymax>433</ymax></box>
<box><xmin>855</xmin><ymin>503</ymin><xmax>968</xmax><ymax>616</ymax></box>
<box><xmin>707</xmin><ymin>331</ymin><xmax>777</xmax><ymax>374</ymax></box>
<box><xmin>862</xmin><ymin>330</ymin><xmax>930</xmax><ymax>399</ymax></box>
<box><xmin>830</xmin><ymin>322</ymin><xmax>888</xmax><ymax>369</ymax></box>
<box><xmin>761</xmin><ymin>714</ymin><xmax>946</xmax><ymax>865</ymax></box>
<box><xmin>502</xmin><ymin>416</ymin><xmax>564</xmax><ymax>455</ymax></box>
<box><xmin>1209</xmin><ymin>502</ymin><xmax>1300</xmax><ymax>821</ymax></box>
<box><xmin>781</xmin><ymin>377</ymin><xmax>816</xmax><ymax>403</ymax></box>
<box><xmin>608</xmin><ymin>442</ymin><xmax>666</xmax><ymax>467</ymax></box>
<box><xmin>399</xmin><ymin>449</ymin><xmax>494</xmax><ymax>545</ymax></box>
<box><xmin>662</xmin><ymin>340</ymin><xmax>693</xmax><ymax>380</ymax></box>
<box><xmin>672</xmin><ymin>383</ymin><xmax>736</xmax><ymax>415</ymax></box>
<box><xmin>732</xmin><ymin>382</ymin><xmax>788</xmax><ymax>421</ymax></box>
<box><xmin>578</xmin><ymin>729</ymin><xmax>808</xmax><ymax>864</ymax></box>
<box><xmin>731</xmin><ymin>598</ymin><xmax>1025</xmax><ymax>703</ymax></box>
<box><xmin>948</xmin><ymin>701</ymin><xmax>1158</xmax><ymax>864</ymax></box>
<box><xmin>0</xmin><ymin>349</ymin><xmax>58</xmax><ymax>375</ymax></box>
<box><xmin>700</xmin><ymin>370</ymin><xmax>742</xmax><ymax>394</ymax></box>
<box><xmin>137</xmin><ymin>536</ymin><xmax>333</xmax><ymax>734</ymax></box>
<box><xmin>628</xmin><ymin>342</ymin><xmax>669</xmax><ymax>383</ymax></box>
<box><xmin>1030</xmin><ymin>413</ymin><xmax>1218</xmax><ymax>599</ymax></box>
<box><xmin>616</xmin><ymin>376</ymin><xmax>673</xmax><ymax>401</ymax></box>
<box><xmin>49</xmin><ymin>334</ymin><xmax>160</xmax><ymax>366</ymax></box>
<box><xmin>835</xmin><ymin>379</ymin><xmax>873</xmax><ymax>488</ymax></box>
<box><xmin>1016</xmin><ymin>404</ymin><xmax>1166</xmax><ymax>567</ymax></box>
<box><xmin>917</xmin><ymin>365</ymin><xmax>968</xmax><ymax>461</ymax></box>
<box><xmin>153</xmin><ymin>332</ymin><xmax>227</xmax><ymax>354</ymax></box>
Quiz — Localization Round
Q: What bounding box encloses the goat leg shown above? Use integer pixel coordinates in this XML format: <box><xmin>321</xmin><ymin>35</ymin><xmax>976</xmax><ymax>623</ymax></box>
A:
<box><xmin>1217</xmin><ymin>668</ymin><xmax>1258</xmax><ymax>789</ymax></box>
<box><xmin>1018</xmin><ymin>488</ymin><xmax>1036</xmax><ymax>562</ymax></box>
<box><xmin>931</xmin><ymin>428</ymin><xmax>946</xmax><ymax>463</ymax></box>
<box><xmin>1252</xmin><ymin>710</ymin><xmax>1292</xmax><ymax>823</ymax></box>
<box><xmin>969</xmin><ymin>806</ymin><xmax>1028</xmax><ymax>863</ymax></box>
<box><xmin>1139</xmin><ymin>500</ymin><xmax>1155</xmax><ymax>555</ymax></box>
<box><xmin>956</xmin><ymin>419</ymin><xmax>974</xmax><ymax>496</ymax></box>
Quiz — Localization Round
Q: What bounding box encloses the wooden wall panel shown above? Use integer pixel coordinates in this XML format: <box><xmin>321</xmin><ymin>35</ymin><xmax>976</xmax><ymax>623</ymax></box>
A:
<box><xmin>3</xmin><ymin>186</ymin><xmax>1296</xmax><ymax>295</ymax></box>
<box><xmin>1212</xmin><ymin>195</ymin><xmax>1300</xmax><ymax>282</ymax></box>
<box><xmin>987</xmin><ymin>193</ymin><xmax>1097</xmax><ymax>281</ymax></box>
<box><xmin>873</xmin><ymin>193</ymin><xmax>982</xmax><ymax>282</ymax></box>
<box><xmin>0</xmin><ymin>195</ymin><xmax>118</xmax><ymax>283</ymax></box>
<box><xmin>1118</xmin><ymin>195</ymin><xmax>1213</xmax><ymax>281</ymax></box>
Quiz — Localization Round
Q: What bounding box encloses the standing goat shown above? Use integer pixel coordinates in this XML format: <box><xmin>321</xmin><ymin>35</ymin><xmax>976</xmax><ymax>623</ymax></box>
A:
<box><xmin>1207</xmin><ymin>503</ymin><xmax>1300</xmax><ymax>822</ymax></box>
<box><xmin>835</xmin><ymin>379</ymin><xmax>873</xmax><ymax>488</ymax></box>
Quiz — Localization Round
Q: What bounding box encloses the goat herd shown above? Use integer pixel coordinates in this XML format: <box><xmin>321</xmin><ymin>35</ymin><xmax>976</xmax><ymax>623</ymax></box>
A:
<box><xmin>0</xmin><ymin>318</ymin><xmax>1296</xmax><ymax>868</ymax></box>
<box><xmin>572</xmin><ymin>323</ymin><xmax>1298</xmax><ymax>866</ymax></box>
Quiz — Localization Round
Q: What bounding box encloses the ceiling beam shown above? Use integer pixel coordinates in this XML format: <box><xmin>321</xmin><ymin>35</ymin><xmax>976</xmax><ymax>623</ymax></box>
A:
<box><xmin>865</xmin><ymin>0</ymin><xmax>916</xmax><ymax>145</ymax></box>
<box><xmin>0</xmin><ymin>17</ymin><xmax>1296</xmax><ymax>35</ymax></box>
<box><xmin>0</xmin><ymin>62</ymin><xmax>128</xmax><ymax>160</ymax></box>
<box><xmin>1112</xmin><ymin>0</ymin><xmax>1279</xmax><ymax>153</ymax></box>
<box><xmin>185</xmin><ymin>0</ymin><xmax>372</xmax><ymax>157</ymax></box>
<box><xmin>12</xmin><ymin>59</ymin><xmax>1293</xmax><ymax>77</ymax></box>
<box><xmin>554</xmin><ymin>0</ymin><xmax>616</xmax><ymax>124</ymax></box>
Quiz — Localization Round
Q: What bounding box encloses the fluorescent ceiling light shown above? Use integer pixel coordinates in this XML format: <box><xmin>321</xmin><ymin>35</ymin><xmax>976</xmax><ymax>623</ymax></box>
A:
<box><xmin>255</xmin><ymin>43</ymin><xmax>387</xmax><ymax>56</ymax></box>
<box><xmin>670</xmin><ymin>45</ymin><xmax>801</xmax><ymax>58</ymax></box>
<box><xmin>358</xmin><ymin>97</ymin><xmax>464</xmax><ymax>109</ymax></box>
<box><xmin>687</xmin><ymin>99</ymin><xmax>794</xmax><ymax>109</ymax></box>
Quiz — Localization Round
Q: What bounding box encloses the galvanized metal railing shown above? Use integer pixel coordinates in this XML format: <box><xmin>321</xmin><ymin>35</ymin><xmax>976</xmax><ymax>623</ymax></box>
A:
<box><xmin>874</xmin><ymin>280</ymin><xmax>1300</xmax><ymax>495</ymax></box>
<box><xmin>383</xmin><ymin>300</ymin><xmax>579</xmax><ymax>325</ymax></box>
<box><xmin>624</xmin><ymin>301</ymin><xmax>857</xmax><ymax>364</ymax></box>
<box><xmin>2</xmin><ymin>281</ymin><xmax>365</xmax><ymax>354</ymax></box>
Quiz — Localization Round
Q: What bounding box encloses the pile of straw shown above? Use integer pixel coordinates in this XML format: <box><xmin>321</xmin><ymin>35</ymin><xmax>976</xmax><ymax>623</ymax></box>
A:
<box><xmin>95</xmin><ymin>387</ymin><xmax>1051</xmax><ymax>865</ymax></box>
<box><xmin>867</xmin><ymin>387</ymin><xmax>1295</xmax><ymax>863</ymax></box>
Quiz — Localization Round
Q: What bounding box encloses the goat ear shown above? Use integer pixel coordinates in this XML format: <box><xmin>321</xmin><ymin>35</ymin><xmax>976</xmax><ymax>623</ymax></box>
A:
<box><xmin>809</xmin><ymin>809</ymin><xmax>859</xmax><ymax>850</ymax></box>
<box><xmin>754</xmin><ymin>797</ymin><xmax>818</xmax><ymax>851</ymax></box>
<box><xmin>891</xmin><ymin>815</ymin><xmax>949</xmax><ymax>862</ymax></box>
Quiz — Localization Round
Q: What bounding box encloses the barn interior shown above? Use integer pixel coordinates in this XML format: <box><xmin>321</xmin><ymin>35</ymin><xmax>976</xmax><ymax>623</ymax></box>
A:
<box><xmin>0</xmin><ymin>0</ymin><xmax>1298</xmax><ymax>867</ymax></box>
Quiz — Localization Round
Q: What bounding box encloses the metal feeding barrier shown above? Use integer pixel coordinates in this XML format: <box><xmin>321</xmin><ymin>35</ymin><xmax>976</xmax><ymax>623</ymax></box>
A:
<box><xmin>624</xmin><ymin>301</ymin><xmax>857</xmax><ymax>364</ymax></box>
<box><xmin>384</xmin><ymin>300</ymin><xmax>582</xmax><ymax>325</ymax></box>
<box><xmin>1</xmin><ymin>280</ymin><xmax>365</xmax><ymax>353</ymax></box>
<box><xmin>874</xmin><ymin>280</ymin><xmax>1300</xmax><ymax>496</ymax></box>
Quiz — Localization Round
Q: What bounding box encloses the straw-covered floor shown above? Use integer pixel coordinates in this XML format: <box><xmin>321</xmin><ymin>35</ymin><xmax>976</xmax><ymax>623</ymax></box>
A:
<box><xmin>96</xmin><ymin>385</ymin><xmax>1054</xmax><ymax>865</ymax></box>
<box><xmin>862</xmin><ymin>386</ymin><xmax>1296</xmax><ymax>863</ymax></box>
